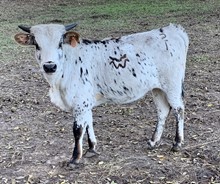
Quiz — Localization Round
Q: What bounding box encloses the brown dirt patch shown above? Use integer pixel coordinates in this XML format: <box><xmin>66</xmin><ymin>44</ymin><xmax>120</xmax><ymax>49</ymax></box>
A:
<box><xmin>0</xmin><ymin>0</ymin><xmax>219</xmax><ymax>183</ymax></box>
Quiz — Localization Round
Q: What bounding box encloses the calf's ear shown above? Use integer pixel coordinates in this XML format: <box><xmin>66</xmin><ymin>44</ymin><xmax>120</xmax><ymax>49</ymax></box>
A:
<box><xmin>64</xmin><ymin>31</ymin><xmax>80</xmax><ymax>47</ymax></box>
<box><xmin>14</xmin><ymin>33</ymin><xmax>32</xmax><ymax>46</ymax></box>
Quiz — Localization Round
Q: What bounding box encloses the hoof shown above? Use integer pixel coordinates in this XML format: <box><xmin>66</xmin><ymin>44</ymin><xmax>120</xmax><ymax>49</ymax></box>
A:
<box><xmin>147</xmin><ymin>140</ymin><xmax>156</xmax><ymax>150</ymax></box>
<box><xmin>171</xmin><ymin>143</ymin><xmax>182</xmax><ymax>152</ymax></box>
<box><xmin>83</xmin><ymin>149</ymin><xmax>100</xmax><ymax>158</ymax></box>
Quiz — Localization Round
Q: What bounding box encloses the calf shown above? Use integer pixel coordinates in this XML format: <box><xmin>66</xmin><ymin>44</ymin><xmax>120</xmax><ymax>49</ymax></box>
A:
<box><xmin>14</xmin><ymin>23</ymin><xmax>189</xmax><ymax>164</ymax></box>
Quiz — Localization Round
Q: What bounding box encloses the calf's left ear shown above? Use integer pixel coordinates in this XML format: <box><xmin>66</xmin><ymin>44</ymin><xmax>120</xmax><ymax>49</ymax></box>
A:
<box><xmin>64</xmin><ymin>31</ymin><xmax>80</xmax><ymax>47</ymax></box>
<box><xmin>14</xmin><ymin>33</ymin><xmax>32</xmax><ymax>46</ymax></box>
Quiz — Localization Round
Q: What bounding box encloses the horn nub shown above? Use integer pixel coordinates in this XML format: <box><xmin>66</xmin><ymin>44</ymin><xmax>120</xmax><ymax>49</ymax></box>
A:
<box><xmin>65</xmin><ymin>23</ymin><xmax>78</xmax><ymax>31</ymax></box>
<box><xmin>18</xmin><ymin>25</ymin><xmax>31</xmax><ymax>33</ymax></box>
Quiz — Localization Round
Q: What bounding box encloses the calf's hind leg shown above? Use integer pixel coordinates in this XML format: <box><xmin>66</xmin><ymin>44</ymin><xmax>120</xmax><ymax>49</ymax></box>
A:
<box><xmin>172</xmin><ymin>107</ymin><xmax>184</xmax><ymax>151</ymax></box>
<box><xmin>167</xmin><ymin>93</ymin><xmax>185</xmax><ymax>151</ymax></box>
<box><xmin>148</xmin><ymin>88</ymin><xmax>171</xmax><ymax>148</ymax></box>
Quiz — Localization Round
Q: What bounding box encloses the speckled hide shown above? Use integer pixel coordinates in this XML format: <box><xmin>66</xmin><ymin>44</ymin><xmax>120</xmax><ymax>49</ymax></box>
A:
<box><xmin>15</xmin><ymin>23</ymin><xmax>189</xmax><ymax>164</ymax></box>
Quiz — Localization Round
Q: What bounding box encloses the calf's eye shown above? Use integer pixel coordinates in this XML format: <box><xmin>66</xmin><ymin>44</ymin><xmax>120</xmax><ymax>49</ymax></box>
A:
<box><xmin>31</xmin><ymin>36</ymin><xmax>41</xmax><ymax>51</ymax></box>
<box><xmin>35</xmin><ymin>43</ymin><xmax>41</xmax><ymax>51</ymax></box>
<box><xmin>58</xmin><ymin>42</ymin><xmax>63</xmax><ymax>49</ymax></box>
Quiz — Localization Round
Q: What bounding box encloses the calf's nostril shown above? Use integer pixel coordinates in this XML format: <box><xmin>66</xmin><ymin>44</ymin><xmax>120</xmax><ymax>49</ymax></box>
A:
<box><xmin>43</xmin><ymin>63</ymin><xmax>57</xmax><ymax>73</ymax></box>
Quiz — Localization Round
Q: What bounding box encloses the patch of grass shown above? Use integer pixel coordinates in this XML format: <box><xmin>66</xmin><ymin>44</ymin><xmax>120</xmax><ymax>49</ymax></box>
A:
<box><xmin>190</xmin><ymin>55</ymin><xmax>211</xmax><ymax>63</ymax></box>
<box><xmin>51</xmin><ymin>0</ymin><xmax>218</xmax><ymax>17</ymax></box>
<box><xmin>42</xmin><ymin>0</ymin><xmax>219</xmax><ymax>30</ymax></box>
<box><xmin>0</xmin><ymin>0</ymin><xmax>219</xmax><ymax>62</ymax></box>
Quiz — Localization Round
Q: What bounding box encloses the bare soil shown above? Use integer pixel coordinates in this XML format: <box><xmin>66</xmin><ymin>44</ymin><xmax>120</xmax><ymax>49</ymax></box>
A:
<box><xmin>0</xmin><ymin>0</ymin><xmax>219</xmax><ymax>183</ymax></box>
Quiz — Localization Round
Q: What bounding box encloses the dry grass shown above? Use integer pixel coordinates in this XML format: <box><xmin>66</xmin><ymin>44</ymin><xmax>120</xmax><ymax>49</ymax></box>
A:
<box><xmin>0</xmin><ymin>0</ymin><xmax>220</xmax><ymax>183</ymax></box>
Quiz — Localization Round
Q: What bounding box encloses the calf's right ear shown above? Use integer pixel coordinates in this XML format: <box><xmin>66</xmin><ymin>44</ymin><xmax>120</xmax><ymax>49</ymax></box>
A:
<box><xmin>14</xmin><ymin>33</ymin><xmax>32</xmax><ymax>46</ymax></box>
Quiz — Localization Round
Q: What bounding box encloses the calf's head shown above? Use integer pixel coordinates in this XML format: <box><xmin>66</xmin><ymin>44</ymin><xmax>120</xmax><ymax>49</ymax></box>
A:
<box><xmin>14</xmin><ymin>23</ymin><xmax>79</xmax><ymax>77</ymax></box>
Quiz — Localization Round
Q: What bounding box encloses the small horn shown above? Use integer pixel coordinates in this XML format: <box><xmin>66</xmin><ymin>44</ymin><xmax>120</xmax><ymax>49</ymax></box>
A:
<box><xmin>65</xmin><ymin>23</ymin><xmax>78</xmax><ymax>31</ymax></box>
<box><xmin>18</xmin><ymin>25</ymin><xmax>31</xmax><ymax>33</ymax></box>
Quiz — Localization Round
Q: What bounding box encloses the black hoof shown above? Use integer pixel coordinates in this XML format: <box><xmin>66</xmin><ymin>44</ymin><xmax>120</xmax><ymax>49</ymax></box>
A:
<box><xmin>69</xmin><ymin>157</ymin><xmax>81</xmax><ymax>164</ymax></box>
<box><xmin>171</xmin><ymin>143</ymin><xmax>182</xmax><ymax>152</ymax></box>
<box><xmin>83</xmin><ymin>149</ymin><xmax>100</xmax><ymax>158</ymax></box>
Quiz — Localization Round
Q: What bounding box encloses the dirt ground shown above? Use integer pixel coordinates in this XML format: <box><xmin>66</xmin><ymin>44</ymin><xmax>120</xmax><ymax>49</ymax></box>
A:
<box><xmin>0</xmin><ymin>0</ymin><xmax>219</xmax><ymax>184</ymax></box>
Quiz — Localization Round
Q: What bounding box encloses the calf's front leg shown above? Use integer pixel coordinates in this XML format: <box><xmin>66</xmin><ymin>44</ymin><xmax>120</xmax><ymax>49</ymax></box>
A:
<box><xmin>69</xmin><ymin>109</ymin><xmax>97</xmax><ymax>164</ymax></box>
<box><xmin>70</xmin><ymin>120</ymin><xmax>85</xmax><ymax>164</ymax></box>
<box><xmin>84</xmin><ymin>123</ymin><xmax>99</xmax><ymax>158</ymax></box>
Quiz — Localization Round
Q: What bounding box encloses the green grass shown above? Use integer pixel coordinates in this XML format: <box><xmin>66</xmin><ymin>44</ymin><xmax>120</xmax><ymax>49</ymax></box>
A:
<box><xmin>38</xmin><ymin>0</ymin><xmax>218</xmax><ymax>31</ymax></box>
<box><xmin>0</xmin><ymin>0</ymin><xmax>219</xmax><ymax>62</ymax></box>
<box><xmin>190</xmin><ymin>55</ymin><xmax>211</xmax><ymax>63</ymax></box>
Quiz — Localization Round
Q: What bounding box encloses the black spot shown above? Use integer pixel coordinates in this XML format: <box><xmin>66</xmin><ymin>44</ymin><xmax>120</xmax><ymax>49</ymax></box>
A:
<box><xmin>114</xmin><ymin>79</ymin><xmax>117</xmax><ymax>84</ymax></box>
<box><xmin>110</xmin><ymin>87</ymin><xmax>116</xmax><ymax>94</ymax></box>
<box><xmin>73</xmin><ymin>121</ymin><xmax>83</xmax><ymax>139</ymax></box>
<box><xmin>94</xmin><ymin>40</ymin><xmax>100</xmax><ymax>44</ymax></box>
<box><xmin>37</xmin><ymin>54</ymin><xmax>41</xmax><ymax>60</ymax></box>
<box><xmin>165</xmin><ymin>41</ymin><xmax>168</xmax><ymax>50</ymax></box>
<box><xmin>83</xmin><ymin>39</ymin><xmax>110</xmax><ymax>46</ymax></box>
<box><xmin>80</xmin><ymin>67</ymin><xmax>83</xmax><ymax>78</ymax></box>
<box><xmin>75</xmin><ymin>60</ymin><xmax>77</xmax><ymax>65</ymax></box>
<box><xmin>115</xmin><ymin>38</ymin><xmax>120</xmax><ymax>43</ymax></box>
<box><xmin>97</xmin><ymin>84</ymin><xmax>102</xmax><ymax>89</ymax></box>
<box><xmin>85</xmin><ymin>69</ymin><xmax>88</xmax><ymax>75</ymax></box>
<box><xmin>117</xmin><ymin>91</ymin><xmax>123</xmax><ymax>96</ymax></box>
<box><xmin>132</xmin><ymin>68</ymin><xmax>137</xmax><ymax>77</ymax></box>
<box><xmin>58</xmin><ymin>41</ymin><xmax>63</xmax><ymax>49</ymax></box>
<box><xmin>62</xmin><ymin>74</ymin><xmax>64</xmax><ymax>78</ymax></box>
<box><xmin>136</xmin><ymin>53</ymin><xmax>140</xmax><ymax>57</ymax></box>
<box><xmin>109</xmin><ymin>56</ymin><xmax>119</xmax><ymax>62</ymax></box>
<box><xmin>65</xmin><ymin>55</ymin><xmax>67</xmax><ymax>59</ymax></box>
<box><xmin>83</xmin><ymin>101</ymin><xmax>89</xmax><ymax>107</ymax></box>
<box><xmin>114</xmin><ymin>51</ymin><xmax>117</xmax><ymax>55</ymax></box>
<box><xmin>82</xmin><ymin>39</ymin><xmax>92</xmax><ymax>45</ymax></box>
<box><xmin>123</xmin><ymin>86</ymin><xmax>129</xmax><ymax>91</ymax></box>
<box><xmin>72</xmin><ymin>121</ymin><xmax>83</xmax><ymax>160</ymax></box>
<box><xmin>159</xmin><ymin>28</ymin><xmax>163</xmax><ymax>33</ymax></box>
<box><xmin>34</xmin><ymin>39</ymin><xmax>41</xmax><ymax>50</ymax></box>
<box><xmin>79</xmin><ymin>57</ymin><xmax>82</xmax><ymax>63</ymax></box>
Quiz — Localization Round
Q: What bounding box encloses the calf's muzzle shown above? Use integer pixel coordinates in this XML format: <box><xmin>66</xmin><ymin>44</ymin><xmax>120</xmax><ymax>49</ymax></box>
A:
<box><xmin>43</xmin><ymin>62</ymin><xmax>57</xmax><ymax>73</ymax></box>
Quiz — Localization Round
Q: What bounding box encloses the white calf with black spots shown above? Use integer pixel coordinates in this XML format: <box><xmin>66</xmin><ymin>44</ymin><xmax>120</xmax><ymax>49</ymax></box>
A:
<box><xmin>15</xmin><ymin>23</ymin><xmax>189</xmax><ymax>164</ymax></box>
